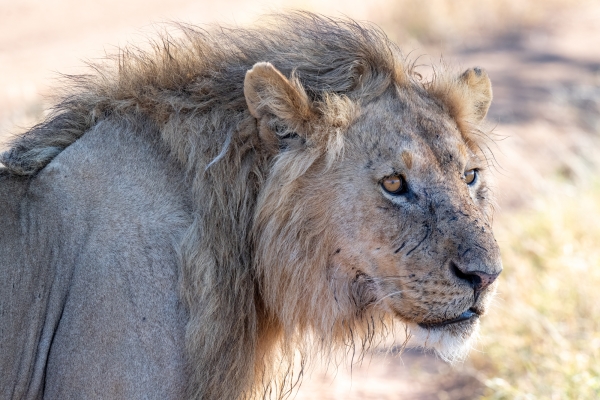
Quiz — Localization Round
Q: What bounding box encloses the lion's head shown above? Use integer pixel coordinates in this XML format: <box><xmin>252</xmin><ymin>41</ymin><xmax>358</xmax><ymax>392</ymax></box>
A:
<box><xmin>247</xmin><ymin>62</ymin><xmax>502</xmax><ymax>364</ymax></box>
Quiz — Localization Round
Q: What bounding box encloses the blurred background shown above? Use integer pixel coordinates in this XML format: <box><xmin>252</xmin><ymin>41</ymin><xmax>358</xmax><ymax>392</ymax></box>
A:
<box><xmin>2</xmin><ymin>0</ymin><xmax>599</xmax><ymax>398</ymax></box>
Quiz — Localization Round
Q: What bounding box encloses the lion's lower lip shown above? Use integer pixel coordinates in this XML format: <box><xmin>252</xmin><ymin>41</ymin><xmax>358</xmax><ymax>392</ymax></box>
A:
<box><xmin>418</xmin><ymin>309</ymin><xmax>479</xmax><ymax>329</ymax></box>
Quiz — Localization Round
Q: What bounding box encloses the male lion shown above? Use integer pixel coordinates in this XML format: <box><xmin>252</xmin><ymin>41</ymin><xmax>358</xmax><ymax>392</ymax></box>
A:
<box><xmin>0</xmin><ymin>13</ymin><xmax>502</xmax><ymax>399</ymax></box>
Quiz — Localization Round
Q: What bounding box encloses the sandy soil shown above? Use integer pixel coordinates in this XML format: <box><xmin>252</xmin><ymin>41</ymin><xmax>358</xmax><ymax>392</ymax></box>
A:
<box><xmin>2</xmin><ymin>1</ymin><xmax>599</xmax><ymax>398</ymax></box>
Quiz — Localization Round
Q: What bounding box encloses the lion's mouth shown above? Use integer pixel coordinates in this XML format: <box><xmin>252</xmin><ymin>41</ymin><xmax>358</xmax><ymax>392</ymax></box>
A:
<box><xmin>418</xmin><ymin>308</ymin><xmax>479</xmax><ymax>329</ymax></box>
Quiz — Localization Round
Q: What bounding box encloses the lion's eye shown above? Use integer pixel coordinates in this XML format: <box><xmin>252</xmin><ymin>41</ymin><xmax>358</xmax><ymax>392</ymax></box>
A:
<box><xmin>465</xmin><ymin>169</ymin><xmax>477</xmax><ymax>185</ymax></box>
<box><xmin>382</xmin><ymin>175</ymin><xmax>406</xmax><ymax>195</ymax></box>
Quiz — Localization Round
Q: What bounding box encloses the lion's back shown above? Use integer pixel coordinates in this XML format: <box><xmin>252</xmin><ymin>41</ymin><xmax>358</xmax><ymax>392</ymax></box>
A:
<box><xmin>0</xmin><ymin>118</ymin><xmax>193</xmax><ymax>399</ymax></box>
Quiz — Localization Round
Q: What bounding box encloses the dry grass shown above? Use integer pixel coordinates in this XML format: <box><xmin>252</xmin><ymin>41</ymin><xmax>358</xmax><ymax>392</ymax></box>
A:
<box><xmin>378</xmin><ymin>0</ymin><xmax>584</xmax><ymax>46</ymax></box>
<box><xmin>469</xmin><ymin>181</ymin><xmax>600</xmax><ymax>399</ymax></box>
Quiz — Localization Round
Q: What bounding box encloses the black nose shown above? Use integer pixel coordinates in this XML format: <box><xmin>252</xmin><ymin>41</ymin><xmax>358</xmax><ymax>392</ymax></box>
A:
<box><xmin>450</xmin><ymin>261</ymin><xmax>500</xmax><ymax>293</ymax></box>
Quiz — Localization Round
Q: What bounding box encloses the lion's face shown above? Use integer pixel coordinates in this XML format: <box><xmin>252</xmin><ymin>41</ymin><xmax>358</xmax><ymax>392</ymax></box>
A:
<box><xmin>321</xmin><ymin>88</ymin><xmax>502</xmax><ymax>360</ymax></box>
<box><xmin>246</xmin><ymin>62</ymin><xmax>501</xmax><ymax>361</ymax></box>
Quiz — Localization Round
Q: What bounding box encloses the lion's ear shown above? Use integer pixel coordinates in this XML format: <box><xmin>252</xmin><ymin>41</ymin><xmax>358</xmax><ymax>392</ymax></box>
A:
<box><xmin>244</xmin><ymin>62</ymin><xmax>316</xmax><ymax>132</ymax></box>
<box><xmin>459</xmin><ymin>67</ymin><xmax>492</xmax><ymax>123</ymax></box>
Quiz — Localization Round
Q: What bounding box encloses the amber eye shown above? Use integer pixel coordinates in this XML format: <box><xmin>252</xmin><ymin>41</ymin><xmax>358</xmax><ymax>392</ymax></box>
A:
<box><xmin>465</xmin><ymin>169</ymin><xmax>478</xmax><ymax>185</ymax></box>
<box><xmin>382</xmin><ymin>175</ymin><xmax>406</xmax><ymax>195</ymax></box>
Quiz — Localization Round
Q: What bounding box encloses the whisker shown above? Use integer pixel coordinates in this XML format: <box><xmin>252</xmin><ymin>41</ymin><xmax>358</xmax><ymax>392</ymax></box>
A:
<box><xmin>373</xmin><ymin>290</ymin><xmax>403</xmax><ymax>306</ymax></box>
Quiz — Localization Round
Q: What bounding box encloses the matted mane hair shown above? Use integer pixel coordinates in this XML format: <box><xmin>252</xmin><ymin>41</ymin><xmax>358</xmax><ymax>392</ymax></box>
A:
<box><xmin>2</xmin><ymin>12</ymin><xmax>409</xmax><ymax>175</ymax></box>
<box><xmin>1</xmin><ymin>12</ymin><xmax>487</xmax><ymax>399</ymax></box>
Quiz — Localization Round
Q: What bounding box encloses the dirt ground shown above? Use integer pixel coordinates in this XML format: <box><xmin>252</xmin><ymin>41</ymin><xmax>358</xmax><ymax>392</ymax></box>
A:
<box><xmin>2</xmin><ymin>1</ymin><xmax>599</xmax><ymax>398</ymax></box>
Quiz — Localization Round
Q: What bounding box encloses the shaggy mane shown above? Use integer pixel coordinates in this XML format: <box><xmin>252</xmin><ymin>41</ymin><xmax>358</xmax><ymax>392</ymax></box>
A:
<box><xmin>1</xmin><ymin>13</ymin><xmax>491</xmax><ymax>399</ymax></box>
<box><xmin>1</xmin><ymin>13</ymin><xmax>415</xmax><ymax>175</ymax></box>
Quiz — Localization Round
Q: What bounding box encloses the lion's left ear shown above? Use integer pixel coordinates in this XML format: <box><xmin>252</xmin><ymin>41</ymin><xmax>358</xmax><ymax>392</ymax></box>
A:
<box><xmin>459</xmin><ymin>67</ymin><xmax>492</xmax><ymax>123</ymax></box>
<box><xmin>244</xmin><ymin>62</ymin><xmax>316</xmax><ymax>132</ymax></box>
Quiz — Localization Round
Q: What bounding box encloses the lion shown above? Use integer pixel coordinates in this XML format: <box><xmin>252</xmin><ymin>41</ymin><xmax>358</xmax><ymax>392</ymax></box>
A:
<box><xmin>0</xmin><ymin>13</ymin><xmax>502</xmax><ymax>399</ymax></box>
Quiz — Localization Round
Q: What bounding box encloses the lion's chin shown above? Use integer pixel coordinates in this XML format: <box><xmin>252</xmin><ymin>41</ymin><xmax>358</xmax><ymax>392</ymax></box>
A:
<box><xmin>406</xmin><ymin>317</ymin><xmax>480</xmax><ymax>364</ymax></box>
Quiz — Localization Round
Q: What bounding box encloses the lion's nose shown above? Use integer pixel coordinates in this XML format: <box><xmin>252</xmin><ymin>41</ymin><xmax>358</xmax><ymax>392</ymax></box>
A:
<box><xmin>450</xmin><ymin>261</ymin><xmax>500</xmax><ymax>293</ymax></box>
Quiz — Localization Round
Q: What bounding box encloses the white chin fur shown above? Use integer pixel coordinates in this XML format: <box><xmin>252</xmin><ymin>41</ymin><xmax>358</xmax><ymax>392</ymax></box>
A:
<box><xmin>406</xmin><ymin>319</ymin><xmax>480</xmax><ymax>364</ymax></box>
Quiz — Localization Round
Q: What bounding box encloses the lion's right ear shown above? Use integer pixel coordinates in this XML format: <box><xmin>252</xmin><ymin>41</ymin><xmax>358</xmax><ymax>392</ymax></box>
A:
<box><xmin>244</xmin><ymin>62</ymin><xmax>316</xmax><ymax>134</ymax></box>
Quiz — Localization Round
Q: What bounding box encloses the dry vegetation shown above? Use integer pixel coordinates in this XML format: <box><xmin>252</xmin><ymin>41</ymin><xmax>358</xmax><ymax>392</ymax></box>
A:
<box><xmin>378</xmin><ymin>0</ymin><xmax>578</xmax><ymax>45</ymax></box>
<box><xmin>473</xmin><ymin>182</ymin><xmax>600</xmax><ymax>399</ymax></box>
<box><xmin>2</xmin><ymin>0</ymin><xmax>599</xmax><ymax>398</ymax></box>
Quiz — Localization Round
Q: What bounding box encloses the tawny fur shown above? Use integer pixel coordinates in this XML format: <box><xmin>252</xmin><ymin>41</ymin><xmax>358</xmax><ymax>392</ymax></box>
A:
<box><xmin>1</xmin><ymin>13</ymin><xmax>500</xmax><ymax>399</ymax></box>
